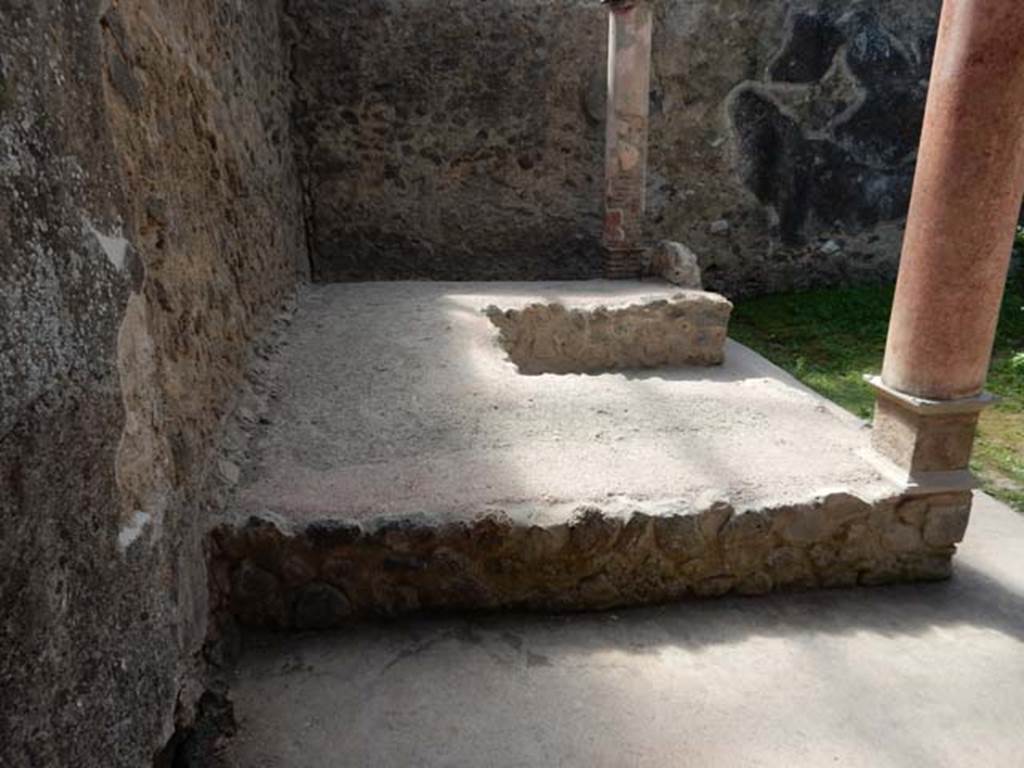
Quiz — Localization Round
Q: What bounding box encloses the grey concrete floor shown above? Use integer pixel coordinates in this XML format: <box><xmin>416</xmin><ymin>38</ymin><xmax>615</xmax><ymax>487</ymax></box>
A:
<box><xmin>225</xmin><ymin>492</ymin><xmax>1024</xmax><ymax>767</ymax></box>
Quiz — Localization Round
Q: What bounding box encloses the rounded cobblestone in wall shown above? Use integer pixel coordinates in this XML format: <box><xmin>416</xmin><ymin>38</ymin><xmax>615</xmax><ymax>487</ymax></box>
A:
<box><xmin>232</xmin><ymin>561</ymin><xmax>288</xmax><ymax>627</ymax></box>
<box><xmin>292</xmin><ymin>582</ymin><xmax>353</xmax><ymax>629</ymax></box>
<box><xmin>923</xmin><ymin>499</ymin><xmax>971</xmax><ymax>547</ymax></box>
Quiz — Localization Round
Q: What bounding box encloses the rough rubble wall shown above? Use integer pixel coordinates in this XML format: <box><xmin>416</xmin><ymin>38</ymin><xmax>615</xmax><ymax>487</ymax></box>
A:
<box><xmin>290</xmin><ymin>0</ymin><xmax>941</xmax><ymax>294</ymax></box>
<box><xmin>288</xmin><ymin>0</ymin><xmax>608</xmax><ymax>282</ymax></box>
<box><xmin>0</xmin><ymin>1</ymin><xmax>306</xmax><ymax>766</ymax></box>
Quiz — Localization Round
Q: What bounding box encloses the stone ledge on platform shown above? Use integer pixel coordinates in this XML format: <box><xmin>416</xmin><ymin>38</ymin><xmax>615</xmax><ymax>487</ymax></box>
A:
<box><xmin>485</xmin><ymin>290</ymin><xmax>731</xmax><ymax>374</ymax></box>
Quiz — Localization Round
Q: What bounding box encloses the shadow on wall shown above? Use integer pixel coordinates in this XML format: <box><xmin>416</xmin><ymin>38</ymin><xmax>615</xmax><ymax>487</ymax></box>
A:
<box><xmin>728</xmin><ymin>6</ymin><xmax>933</xmax><ymax>245</ymax></box>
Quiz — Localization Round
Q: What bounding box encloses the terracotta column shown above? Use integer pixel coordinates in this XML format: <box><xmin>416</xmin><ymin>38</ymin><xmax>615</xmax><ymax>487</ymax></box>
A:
<box><xmin>602</xmin><ymin>0</ymin><xmax>653</xmax><ymax>278</ymax></box>
<box><xmin>869</xmin><ymin>0</ymin><xmax>1024</xmax><ymax>480</ymax></box>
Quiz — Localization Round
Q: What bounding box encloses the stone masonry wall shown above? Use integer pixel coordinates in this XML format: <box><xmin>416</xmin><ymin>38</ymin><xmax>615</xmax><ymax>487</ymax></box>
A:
<box><xmin>211</xmin><ymin>490</ymin><xmax>971</xmax><ymax>628</ymax></box>
<box><xmin>0</xmin><ymin>2</ymin><xmax>306</xmax><ymax>765</ymax></box>
<box><xmin>290</xmin><ymin>0</ymin><xmax>941</xmax><ymax>295</ymax></box>
<box><xmin>288</xmin><ymin>0</ymin><xmax>608</xmax><ymax>282</ymax></box>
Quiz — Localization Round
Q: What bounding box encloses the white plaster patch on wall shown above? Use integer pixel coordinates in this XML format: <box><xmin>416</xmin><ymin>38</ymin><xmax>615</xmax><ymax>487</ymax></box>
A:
<box><xmin>117</xmin><ymin>490</ymin><xmax>169</xmax><ymax>553</ymax></box>
<box><xmin>83</xmin><ymin>219</ymin><xmax>129</xmax><ymax>271</ymax></box>
<box><xmin>114</xmin><ymin>291</ymin><xmax>176</xmax><ymax>555</ymax></box>
<box><xmin>117</xmin><ymin>509</ymin><xmax>152</xmax><ymax>552</ymax></box>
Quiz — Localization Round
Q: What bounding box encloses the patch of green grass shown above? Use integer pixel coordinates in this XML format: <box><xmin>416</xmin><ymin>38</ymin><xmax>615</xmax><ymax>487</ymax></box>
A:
<box><xmin>730</xmin><ymin>274</ymin><xmax>1024</xmax><ymax>512</ymax></box>
<box><xmin>730</xmin><ymin>282</ymin><xmax>894</xmax><ymax>419</ymax></box>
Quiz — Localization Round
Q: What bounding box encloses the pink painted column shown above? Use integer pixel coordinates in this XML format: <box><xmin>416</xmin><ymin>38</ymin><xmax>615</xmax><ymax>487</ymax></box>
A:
<box><xmin>602</xmin><ymin>0</ymin><xmax>653</xmax><ymax>278</ymax></box>
<box><xmin>870</xmin><ymin>0</ymin><xmax>1024</xmax><ymax>478</ymax></box>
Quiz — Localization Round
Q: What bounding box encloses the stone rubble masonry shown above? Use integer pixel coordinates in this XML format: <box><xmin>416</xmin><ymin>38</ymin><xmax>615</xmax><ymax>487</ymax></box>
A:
<box><xmin>287</xmin><ymin>0</ymin><xmax>942</xmax><ymax>294</ymax></box>
<box><xmin>210</xmin><ymin>491</ymin><xmax>971</xmax><ymax>628</ymax></box>
<box><xmin>486</xmin><ymin>292</ymin><xmax>731</xmax><ymax>375</ymax></box>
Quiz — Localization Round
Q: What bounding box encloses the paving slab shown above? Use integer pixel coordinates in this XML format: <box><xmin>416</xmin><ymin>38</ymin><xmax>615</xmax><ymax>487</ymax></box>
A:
<box><xmin>223</xmin><ymin>492</ymin><xmax>1024</xmax><ymax>767</ymax></box>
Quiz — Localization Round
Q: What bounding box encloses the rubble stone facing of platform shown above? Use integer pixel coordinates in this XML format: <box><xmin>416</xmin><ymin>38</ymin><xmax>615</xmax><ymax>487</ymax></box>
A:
<box><xmin>486</xmin><ymin>292</ymin><xmax>732</xmax><ymax>374</ymax></box>
<box><xmin>210</xmin><ymin>491</ymin><xmax>970</xmax><ymax>628</ymax></box>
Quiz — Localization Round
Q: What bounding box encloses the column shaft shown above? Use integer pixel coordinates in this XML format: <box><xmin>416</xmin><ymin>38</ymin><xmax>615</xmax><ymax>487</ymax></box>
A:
<box><xmin>881</xmin><ymin>0</ymin><xmax>1024</xmax><ymax>400</ymax></box>
<box><xmin>602</xmin><ymin>1</ymin><xmax>653</xmax><ymax>277</ymax></box>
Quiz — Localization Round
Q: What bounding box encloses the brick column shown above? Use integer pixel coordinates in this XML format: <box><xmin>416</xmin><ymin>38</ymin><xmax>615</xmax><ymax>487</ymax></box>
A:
<box><xmin>869</xmin><ymin>0</ymin><xmax>1024</xmax><ymax>482</ymax></box>
<box><xmin>602</xmin><ymin>0</ymin><xmax>653</xmax><ymax>278</ymax></box>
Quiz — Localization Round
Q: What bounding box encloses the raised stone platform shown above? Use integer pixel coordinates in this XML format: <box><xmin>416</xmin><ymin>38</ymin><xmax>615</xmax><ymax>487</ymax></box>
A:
<box><xmin>209</xmin><ymin>281</ymin><xmax>972</xmax><ymax>628</ymax></box>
